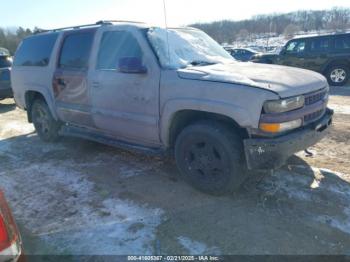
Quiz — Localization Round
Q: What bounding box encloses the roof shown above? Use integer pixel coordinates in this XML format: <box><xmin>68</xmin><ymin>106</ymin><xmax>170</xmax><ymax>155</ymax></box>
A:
<box><xmin>293</xmin><ymin>31</ymin><xmax>350</xmax><ymax>40</ymax></box>
<box><xmin>35</xmin><ymin>20</ymin><xmax>150</xmax><ymax>34</ymax></box>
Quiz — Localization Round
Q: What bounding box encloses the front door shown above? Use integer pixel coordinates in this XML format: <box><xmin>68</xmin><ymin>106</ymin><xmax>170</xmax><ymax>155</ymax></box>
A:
<box><xmin>53</xmin><ymin>29</ymin><xmax>95</xmax><ymax>126</ymax></box>
<box><xmin>89</xmin><ymin>28</ymin><xmax>161</xmax><ymax>146</ymax></box>
<box><xmin>278</xmin><ymin>39</ymin><xmax>307</xmax><ymax>68</ymax></box>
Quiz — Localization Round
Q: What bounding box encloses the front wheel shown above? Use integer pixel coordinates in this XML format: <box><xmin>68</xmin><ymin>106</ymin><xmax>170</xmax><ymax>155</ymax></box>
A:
<box><xmin>326</xmin><ymin>65</ymin><xmax>349</xmax><ymax>87</ymax></box>
<box><xmin>31</xmin><ymin>99</ymin><xmax>61</xmax><ymax>142</ymax></box>
<box><xmin>174</xmin><ymin>121</ymin><xmax>247</xmax><ymax>195</ymax></box>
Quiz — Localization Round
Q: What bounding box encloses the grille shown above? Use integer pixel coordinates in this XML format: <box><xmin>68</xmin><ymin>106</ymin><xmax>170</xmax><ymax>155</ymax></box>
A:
<box><xmin>304</xmin><ymin>90</ymin><xmax>327</xmax><ymax>106</ymax></box>
<box><xmin>304</xmin><ymin>109</ymin><xmax>325</xmax><ymax>123</ymax></box>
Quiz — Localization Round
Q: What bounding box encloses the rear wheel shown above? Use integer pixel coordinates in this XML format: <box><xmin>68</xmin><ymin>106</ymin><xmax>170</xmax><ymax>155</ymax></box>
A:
<box><xmin>326</xmin><ymin>65</ymin><xmax>349</xmax><ymax>87</ymax></box>
<box><xmin>175</xmin><ymin>121</ymin><xmax>247</xmax><ymax>195</ymax></box>
<box><xmin>31</xmin><ymin>99</ymin><xmax>61</xmax><ymax>142</ymax></box>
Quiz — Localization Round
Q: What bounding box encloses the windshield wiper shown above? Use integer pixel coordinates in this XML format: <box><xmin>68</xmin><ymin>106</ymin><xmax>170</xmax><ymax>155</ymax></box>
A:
<box><xmin>188</xmin><ymin>61</ymin><xmax>217</xmax><ymax>66</ymax></box>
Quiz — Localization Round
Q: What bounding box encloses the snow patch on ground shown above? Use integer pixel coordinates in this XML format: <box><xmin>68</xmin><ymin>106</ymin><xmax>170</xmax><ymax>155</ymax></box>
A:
<box><xmin>0</xmin><ymin>120</ymin><xmax>34</xmax><ymax>137</ymax></box>
<box><xmin>0</xmin><ymin>161</ymin><xmax>164</xmax><ymax>255</ymax></box>
<box><xmin>177</xmin><ymin>236</ymin><xmax>220</xmax><ymax>255</ymax></box>
<box><xmin>329</xmin><ymin>104</ymin><xmax>350</xmax><ymax>115</ymax></box>
<box><xmin>273</xmin><ymin>166</ymin><xmax>350</xmax><ymax>235</ymax></box>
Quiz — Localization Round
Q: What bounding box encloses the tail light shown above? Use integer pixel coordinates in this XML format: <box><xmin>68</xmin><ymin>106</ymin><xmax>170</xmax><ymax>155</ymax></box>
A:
<box><xmin>0</xmin><ymin>191</ymin><xmax>22</xmax><ymax>260</ymax></box>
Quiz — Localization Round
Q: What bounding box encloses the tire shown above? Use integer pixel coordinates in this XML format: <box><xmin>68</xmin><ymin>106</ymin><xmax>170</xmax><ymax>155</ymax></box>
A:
<box><xmin>326</xmin><ymin>65</ymin><xmax>349</xmax><ymax>87</ymax></box>
<box><xmin>31</xmin><ymin>99</ymin><xmax>61</xmax><ymax>142</ymax></box>
<box><xmin>174</xmin><ymin>121</ymin><xmax>247</xmax><ymax>195</ymax></box>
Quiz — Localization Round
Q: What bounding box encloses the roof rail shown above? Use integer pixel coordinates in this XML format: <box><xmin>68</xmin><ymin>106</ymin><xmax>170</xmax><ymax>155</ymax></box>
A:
<box><xmin>96</xmin><ymin>20</ymin><xmax>145</xmax><ymax>25</ymax></box>
<box><xmin>34</xmin><ymin>20</ymin><xmax>145</xmax><ymax>34</ymax></box>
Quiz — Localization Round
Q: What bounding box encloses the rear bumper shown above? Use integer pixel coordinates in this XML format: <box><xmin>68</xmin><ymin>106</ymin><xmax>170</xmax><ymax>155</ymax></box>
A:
<box><xmin>244</xmin><ymin>108</ymin><xmax>333</xmax><ymax>170</ymax></box>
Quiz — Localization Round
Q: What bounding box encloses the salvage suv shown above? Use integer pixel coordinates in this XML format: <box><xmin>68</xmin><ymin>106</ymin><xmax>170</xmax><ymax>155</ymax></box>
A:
<box><xmin>11</xmin><ymin>21</ymin><xmax>333</xmax><ymax>195</ymax></box>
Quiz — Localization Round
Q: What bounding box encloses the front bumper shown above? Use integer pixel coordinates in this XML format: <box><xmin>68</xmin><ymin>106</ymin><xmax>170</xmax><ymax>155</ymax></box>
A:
<box><xmin>244</xmin><ymin>108</ymin><xmax>333</xmax><ymax>170</ymax></box>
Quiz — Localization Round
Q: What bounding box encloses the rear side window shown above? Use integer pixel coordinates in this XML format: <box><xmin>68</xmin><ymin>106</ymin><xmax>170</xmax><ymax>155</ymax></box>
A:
<box><xmin>335</xmin><ymin>35</ymin><xmax>350</xmax><ymax>51</ymax></box>
<box><xmin>97</xmin><ymin>31</ymin><xmax>143</xmax><ymax>70</ymax></box>
<box><xmin>59</xmin><ymin>32</ymin><xmax>95</xmax><ymax>70</ymax></box>
<box><xmin>310</xmin><ymin>38</ymin><xmax>331</xmax><ymax>52</ymax></box>
<box><xmin>14</xmin><ymin>33</ymin><xmax>58</xmax><ymax>67</ymax></box>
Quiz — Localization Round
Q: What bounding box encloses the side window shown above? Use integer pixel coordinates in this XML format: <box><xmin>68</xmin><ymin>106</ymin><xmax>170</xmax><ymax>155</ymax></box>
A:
<box><xmin>335</xmin><ymin>35</ymin><xmax>350</xmax><ymax>51</ymax></box>
<box><xmin>310</xmin><ymin>38</ymin><xmax>330</xmax><ymax>52</ymax></box>
<box><xmin>59</xmin><ymin>32</ymin><xmax>94</xmax><ymax>70</ymax></box>
<box><xmin>97</xmin><ymin>31</ymin><xmax>143</xmax><ymax>70</ymax></box>
<box><xmin>285</xmin><ymin>40</ymin><xmax>306</xmax><ymax>54</ymax></box>
<box><xmin>14</xmin><ymin>33</ymin><xmax>58</xmax><ymax>67</ymax></box>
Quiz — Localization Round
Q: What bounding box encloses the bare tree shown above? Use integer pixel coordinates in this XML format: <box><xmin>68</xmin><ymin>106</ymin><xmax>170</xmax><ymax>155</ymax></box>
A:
<box><xmin>284</xmin><ymin>24</ymin><xmax>301</xmax><ymax>38</ymax></box>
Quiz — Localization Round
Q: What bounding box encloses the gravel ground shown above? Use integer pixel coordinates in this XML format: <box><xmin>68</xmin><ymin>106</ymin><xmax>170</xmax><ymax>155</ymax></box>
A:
<box><xmin>0</xmin><ymin>86</ymin><xmax>349</xmax><ymax>258</ymax></box>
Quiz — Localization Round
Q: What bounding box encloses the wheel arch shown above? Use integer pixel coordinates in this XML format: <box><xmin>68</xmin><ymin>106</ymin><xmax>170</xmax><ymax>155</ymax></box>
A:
<box><xmin>161</xmin><ymin>99</ymin><xmax>252</xmax><ymax>148</ymax></box>
<box><xmin>322</xmin><ymin>59</ymin><xmax>350</xmax><ymax>74</ymax></box>
<box><xmin>25</xmin><ymin>90</ymin><xmax>58</xmax><ymax>123</ymax></box>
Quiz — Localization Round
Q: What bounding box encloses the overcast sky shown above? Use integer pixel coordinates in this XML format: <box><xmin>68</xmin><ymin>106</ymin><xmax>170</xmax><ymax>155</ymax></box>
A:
<box><xmin>1</xmin><ymin>0</ymin><xmax>350</xmax><ymax>29</ymax></box>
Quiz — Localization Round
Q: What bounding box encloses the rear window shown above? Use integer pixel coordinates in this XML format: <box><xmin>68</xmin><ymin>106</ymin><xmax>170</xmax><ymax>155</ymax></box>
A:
<box><xmin>335</xmin><ymin>35</ymin><xmax>350</xmax><ymax>51</ymax></box>
<box><xmin>14</xmin><ymin>33</ymin><xmax>58</xmax><ymax>67</ymax></box>
<box><xmin>58</xmin><ymin>32</ymin><xmax>95</xmax><ymax>70</ymax></box>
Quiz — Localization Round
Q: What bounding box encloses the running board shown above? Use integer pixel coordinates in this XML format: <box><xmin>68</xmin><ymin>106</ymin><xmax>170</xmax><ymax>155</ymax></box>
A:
<box><xmin>59</xmin><ymin>125</ymin><xmax>167</xmax><ymax>156</ymax></box>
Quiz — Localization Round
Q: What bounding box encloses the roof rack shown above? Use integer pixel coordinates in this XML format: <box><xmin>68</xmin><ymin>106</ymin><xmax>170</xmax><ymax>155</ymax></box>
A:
<box><xmin>35</xmin><ymin>20</ymin><xmax>145</xmax><ymax>34</ymax></box>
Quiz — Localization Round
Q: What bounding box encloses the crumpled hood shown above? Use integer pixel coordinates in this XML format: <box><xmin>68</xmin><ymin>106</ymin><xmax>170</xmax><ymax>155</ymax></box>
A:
<box><xmin>177</xmin><ymin>62</ymin><xmax>328</xmax><ymax>98</ymax></box>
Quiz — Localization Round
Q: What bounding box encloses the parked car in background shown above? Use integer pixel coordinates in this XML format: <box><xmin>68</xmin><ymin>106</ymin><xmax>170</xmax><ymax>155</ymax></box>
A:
<box><xmin>225</xmin><ymin>47</ymin><xmax>259</xmax><ymax>61</ymax></box>
<box><xmin>0</xmin><ymin>190</ymin><xmax>23</xmax><ymax>261</ymax></box>
<box><xmin>11</xmin><ymin>21</ymin><xmax>332</xmax><ymax>195</ymax></box>
<box><xmin>0</xmin><ymin>50</ymin><xmax>13</xmax><ymax>100</ymax></box>
<box><xmin>251</xmin><ymin>32</ymin><xmax>350</xmax><ymax>86</ymax></box>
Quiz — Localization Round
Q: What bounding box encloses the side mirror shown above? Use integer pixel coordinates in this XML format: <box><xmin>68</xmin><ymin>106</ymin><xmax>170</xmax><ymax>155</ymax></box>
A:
<box><xmin>118</xmin><ymin>57</ymin><xmax>147</xmax><ymax>74</ymax></box>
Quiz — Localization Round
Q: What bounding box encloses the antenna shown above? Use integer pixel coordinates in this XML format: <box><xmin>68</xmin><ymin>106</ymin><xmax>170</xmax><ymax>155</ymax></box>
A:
<box><xmin>163</xmin><ymin>0</ymin><xmax>171</xmax><ymax>66</ymax></box>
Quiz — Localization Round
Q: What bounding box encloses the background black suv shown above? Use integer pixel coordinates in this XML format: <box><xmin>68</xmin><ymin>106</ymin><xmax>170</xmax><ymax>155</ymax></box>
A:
<box><xmin>252</xmin><ymin>33</ymin><xmax>350</xmax><ymax>86</ymax></box>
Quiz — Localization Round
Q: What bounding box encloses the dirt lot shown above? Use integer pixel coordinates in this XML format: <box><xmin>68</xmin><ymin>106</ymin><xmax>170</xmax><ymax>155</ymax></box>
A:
<box><xmin>0</xmin><ymin>86</ymin><xmax>350</xmax><ymax>257</ymax></box>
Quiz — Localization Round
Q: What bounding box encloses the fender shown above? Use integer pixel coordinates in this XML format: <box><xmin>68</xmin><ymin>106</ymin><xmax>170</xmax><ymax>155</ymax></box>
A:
<box><xmin>25</xmin><ymin>85</ymin><xmax>59</xmax><ymax>121</ymax></box>
<box><xmin>160</xmin><ymin>98</ymin><xmax>253</xmax><ymax>146</ymax></box>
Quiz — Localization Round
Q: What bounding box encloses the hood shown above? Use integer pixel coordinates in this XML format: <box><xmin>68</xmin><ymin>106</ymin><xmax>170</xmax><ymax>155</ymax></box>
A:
<box><xmin>177</xmin><ymin>62</ymin><xmax>327</xmax><ymax>98</ymax></box>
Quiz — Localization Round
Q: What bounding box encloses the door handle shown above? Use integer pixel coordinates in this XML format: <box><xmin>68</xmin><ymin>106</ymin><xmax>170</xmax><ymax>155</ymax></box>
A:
<box><xmin>57</xmin><ymin>78</ymin><xmax>66</xmax><ymax>86</ymax></box>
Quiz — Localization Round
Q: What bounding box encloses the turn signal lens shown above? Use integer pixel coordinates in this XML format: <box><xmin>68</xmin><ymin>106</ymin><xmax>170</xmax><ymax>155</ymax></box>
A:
<box><xmin>260</xmin><ymin>119</ymin><xmax>302</xmax><ymax>133</ymax></box>
<box><xmin>259</xmin><ymin>123</ymin><xmax>280</xmax><ymax>133</ymax></box>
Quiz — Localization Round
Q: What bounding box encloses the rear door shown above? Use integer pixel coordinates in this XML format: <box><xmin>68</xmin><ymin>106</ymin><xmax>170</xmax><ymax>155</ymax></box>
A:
<box><xmin>53</xmin><ymin>29</ymin><xmax>95</xmax><ymax>126</ymax></box>
<box><xmin>89</xmin><ymin>28</ymin><xmax>161</xmax><ymax>146</ymax></box>
<box><xmin>303</xmin><ymin>37</ymin><xmax>332</xmax><ymax>72</ymax></box>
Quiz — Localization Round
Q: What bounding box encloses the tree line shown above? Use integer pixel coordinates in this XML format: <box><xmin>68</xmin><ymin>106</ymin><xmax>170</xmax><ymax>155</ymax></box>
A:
<box><xmin>1</xmin><ymin>7</ymin><xmax>350</xmax><ymax>53</ymax></box>
<box><xmin>190</xmin><ymin>7</ymin><xmax>350</xmax><ymax>44</ymax></box>
<box><xmin>0</xmin><ymin>27</ymin><xmax>33</xmax><ymax>55</ymax></box>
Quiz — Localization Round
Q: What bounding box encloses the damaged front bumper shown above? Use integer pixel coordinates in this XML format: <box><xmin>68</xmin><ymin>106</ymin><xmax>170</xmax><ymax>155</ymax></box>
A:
<box><xmin>244</xmin><ymin>108</ymin><xmax>333</xmax><ymax>170</ymax></box>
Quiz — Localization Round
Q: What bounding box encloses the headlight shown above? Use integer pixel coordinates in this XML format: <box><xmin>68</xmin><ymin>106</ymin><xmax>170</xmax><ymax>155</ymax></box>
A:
<box><xmin>259</xmin><ymin>119</ymin><xmax>302</xmax><ymax>133</ymax></box>
<box><xmin>263</xmin><ymin>96</ymin><xmax>305</xmax><ymax>113</ymax></box>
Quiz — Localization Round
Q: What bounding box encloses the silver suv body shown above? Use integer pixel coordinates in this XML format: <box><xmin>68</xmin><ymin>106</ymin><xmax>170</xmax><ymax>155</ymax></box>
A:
<box><xmin>11</xmin><ymin>21</ymin><xmax>333</xmax><ymax>194</ymax></box>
